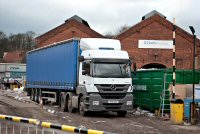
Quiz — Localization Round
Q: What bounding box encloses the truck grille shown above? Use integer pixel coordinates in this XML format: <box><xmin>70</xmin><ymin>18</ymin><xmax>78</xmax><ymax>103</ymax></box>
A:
<box><xmin>103</xmin><ymin>103</ymin><xmax>123</xmax><ymax>110</ymax></box>
<box><xmin>95</xmin><ymin>84</ymin><xmax>129</xmax><ymax>92</ymax></box>
<box><xmin>99</xmin><ymin>93</ymin><xmax>126</xmax><ymax>99</ymax></box>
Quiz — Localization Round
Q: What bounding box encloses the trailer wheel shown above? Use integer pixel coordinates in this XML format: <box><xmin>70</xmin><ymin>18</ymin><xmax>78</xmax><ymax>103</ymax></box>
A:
<box><xmin>35</xmin><ymin>89</ymin><xmax>39</xmax><ymax>103</ymax></box>
<box><xmin>27</xmin><ymin>89</ymin><xmax>31</xmax><ymax>96</ymax></box>
<box><xmin>38</xmin><ymin>89</ymin><xmax>42</xmax><ymax>104</ymax></box>
<box><xmin>60</xmin><ymin>94</ymin><xmax>67</xmax><ymax>112</ymax></box>
<box><xmin>67</xmin><ymin>96</ymin><xmax>76</xmax><ymax>113</ymax></box>
<box><xmin>117</xmin><ymin>111</ymin><xmax>127</xmax><ymax>117</ymax></box>
<box><xmin>30</xmin><ymin>89</ymin><xmax>35</xmax><ymax>101</ymax></box>
<box><xmin>79</xmin><ymin>96</ymin><xmax>87</xmax><ymax>116</ymax></box>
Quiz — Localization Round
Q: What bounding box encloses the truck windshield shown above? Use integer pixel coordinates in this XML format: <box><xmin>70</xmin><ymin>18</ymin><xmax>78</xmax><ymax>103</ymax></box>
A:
<box><xmin>93</xmin><ymin>63</ymin><xmax>131</xmax><ymax>78</ymax></box>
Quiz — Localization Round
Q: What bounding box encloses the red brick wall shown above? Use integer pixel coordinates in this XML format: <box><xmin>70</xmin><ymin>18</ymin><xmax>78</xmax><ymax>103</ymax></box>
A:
<box><xmin>36</xmin><ymin>20</ymin><xmax>103</xmax><ymax>48</ymax></box>
<box><xmin>120</xmin><ymin>21</ymin><xmax>195</xmax><ymax>69</ymax></box>
<box><xmin>37</xmin><ymin>27</ymin><xmax>94</xmax><ymax>47</ymax></box>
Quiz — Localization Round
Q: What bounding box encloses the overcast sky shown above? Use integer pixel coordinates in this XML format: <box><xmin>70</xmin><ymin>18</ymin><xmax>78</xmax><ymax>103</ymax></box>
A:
<box><xmin>0</xmin><ymin>0</ymin><xmax>199</xmax><ymax>37</ymax></box>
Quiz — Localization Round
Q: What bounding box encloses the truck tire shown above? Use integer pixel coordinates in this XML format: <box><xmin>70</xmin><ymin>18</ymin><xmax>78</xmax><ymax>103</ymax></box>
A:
<box><xmin>60</xmin><ymin>94</ymin><xmax>67</xmax><ymax>112</ymax></box>
<box><xmin>37</xmin><ymin>89</ymin><xmax>42</xmax><ymax>104</ymax></box>
<box><xmin>117</xmin><ymin>111</ymin><xmax>127</xmax><ymax>117</ymax></box>
<box><xmin>79</xmin><ymin>96</ymin><xmax>87</xmax><ymax>116</ymax></box>
<box><xmin>27</xmin><ymin>89</ymin><xmax>31</xmax><ymax>96</ymax></box>
<box><xmin>30</xmin><ymin>89</ymin><xmax>35</xmax><ymax>101</ymax></box>
<box><xmin>35</xmin><ymin>89</ymin><xmax>39</xmax><ymax>103</ymax></box>
<box><xmin>67</xmin><ymin>96</ymin><xmax>76</xmax><ymax>113</ymax></box>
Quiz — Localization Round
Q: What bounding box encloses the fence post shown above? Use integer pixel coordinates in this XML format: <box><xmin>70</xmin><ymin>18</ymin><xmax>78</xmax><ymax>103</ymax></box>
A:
<box><xmin>0</xmin><ymin>122</ymin><xmax>1</xmax><ymax>134</ymax></box>
<box><xmin>13</xmin><ymin>124</ymin><xmax>14</xmax><ymax>134</ymax></box>
<box><xmin>28</xmin><ymin>127</ymin><xmax>30</xmax><ymax>134</ymax></box>
<box><xmin>20</xmin><ymin>126</ymin><xmax>22</xmax><ymax>134</ymax></box>
<box><xmin>35</xmin><ymin>126</ymin><xmax>38</xmax><ymax>134</ymax></box>
<box><xmin>42</xmin><ymin>128</ymin><xmax>44</xmax><ymax>134</ymax></box>
<box><xmin>6</xmin><ymin>124</ymin><xmax>7</xmax><ymax>134</ymax></box>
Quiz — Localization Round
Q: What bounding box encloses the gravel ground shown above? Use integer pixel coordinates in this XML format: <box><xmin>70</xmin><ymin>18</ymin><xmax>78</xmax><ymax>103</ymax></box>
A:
<box><xmin>0</xmin><ymin>89</ymin><xmax>200</xmax><ymax>134</ymax></box>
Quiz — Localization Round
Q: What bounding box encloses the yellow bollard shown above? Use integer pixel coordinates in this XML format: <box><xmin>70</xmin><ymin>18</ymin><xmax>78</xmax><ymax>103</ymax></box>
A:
<box><xmin>170</xmin><ymin>99</ymin><xmax>184</xmax><ymax>124</ymax></box>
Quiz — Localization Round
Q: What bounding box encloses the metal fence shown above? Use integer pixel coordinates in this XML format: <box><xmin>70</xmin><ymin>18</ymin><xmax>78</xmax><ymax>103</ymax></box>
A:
<box><xmin>0</xmin><ymin>121</ymin><xmax>66</xmax><ymax>134</ymax></box>
<box><xmin>0</xmin><ymin>114</ymin><xmax>114</xmax><ymax>134</ymax></box>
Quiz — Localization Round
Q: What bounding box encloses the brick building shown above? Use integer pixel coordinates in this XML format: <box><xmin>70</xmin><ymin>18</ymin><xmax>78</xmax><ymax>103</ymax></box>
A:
<box><xmin>117</xmin><ymin>11</ymin><xmax>200</xmax><ymax>69</ymax></box>
<box><xmin>35</xmin><ymin>12</ymin><xmax>200</xmax><ymax>69</ymax></box>
<box><xmin>36</xmin><ymin>15</ymin><xmax>103</xmax><ymax>48</ymax></box>
<box><xmin>3</xmin><ymin>51</ymin><xmax>25</xmax><ymax>63</ymax></box>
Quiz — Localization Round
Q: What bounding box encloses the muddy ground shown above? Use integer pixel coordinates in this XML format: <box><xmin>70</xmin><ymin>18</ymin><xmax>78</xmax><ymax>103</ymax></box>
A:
<box><xmin>0</xmin><ymin>89</ymin><xmax>200</xmax><ymax>134</ymax></box>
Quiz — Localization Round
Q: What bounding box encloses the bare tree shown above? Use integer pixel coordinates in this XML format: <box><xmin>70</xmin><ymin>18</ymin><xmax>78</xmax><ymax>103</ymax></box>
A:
<box><xmin>115</xmin><ymin>25</ymin><xmax>131</xmax><ymax>35</ymax></box>
<box><xmin>0</xmin><ymin>31</ymin><xmax>9</xmax><ymax>57</ymax></box>
<box><xmin>104</xmin><ymin>25</ymin><xmax>131</xmax><ymax>38</ymax></box>
<box><xmin>7</xmin><ymin>31</ymin><xmax>36</xmax><ymax>51</ymax></box>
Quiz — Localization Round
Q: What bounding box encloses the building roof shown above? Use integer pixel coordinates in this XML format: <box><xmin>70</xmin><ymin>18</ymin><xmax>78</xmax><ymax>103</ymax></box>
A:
<box><xmin>117</xmin><ymin>11</ymin><xmax>200</xmax><ymax>46</ymax></box>
<box><xmin>65</xmin><ymin>15</ymin><xmax>90</xmax><ymax>27</ymax></box>
<box><xmin>3</xmin><ymin>51</ymin><xmax>25</xmax><ymax>63</ymax></box>
<box><xmin>142</xmin><ymin>10</ymin><xmax>166</xmax><ymax>20</ymax></box>
<box><xmin>35</xmin><ymin>15</ymin><xmax>103</xmax><ymax>45</ymax></box>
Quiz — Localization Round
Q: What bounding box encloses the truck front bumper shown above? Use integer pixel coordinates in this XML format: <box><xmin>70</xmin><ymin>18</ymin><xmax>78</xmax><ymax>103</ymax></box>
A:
<box><xmin>85</xmin><ymin>93</ymin><xmax>133</xmax><ymax>112</ymax></box>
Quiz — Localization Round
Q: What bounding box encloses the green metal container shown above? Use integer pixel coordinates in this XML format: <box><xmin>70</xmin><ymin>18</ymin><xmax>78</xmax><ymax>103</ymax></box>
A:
<box><xmin>132</xmin><ymin>69</ymin><xmax>200</xmax><ymax>112</ymax></box>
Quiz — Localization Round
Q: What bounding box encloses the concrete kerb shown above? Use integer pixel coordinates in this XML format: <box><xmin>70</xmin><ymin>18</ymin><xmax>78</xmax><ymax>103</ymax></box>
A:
<box><xmin>0</xmin><ymin>114</ymin><xmax>115</xmax><ymax>134</ymax></box>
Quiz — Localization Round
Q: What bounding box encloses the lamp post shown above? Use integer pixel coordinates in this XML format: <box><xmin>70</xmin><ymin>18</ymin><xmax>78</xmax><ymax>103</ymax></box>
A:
<box><xmin>189</xmin><ymin>26</ymin><xmax>196</xmax><ymax>122</ymax></box>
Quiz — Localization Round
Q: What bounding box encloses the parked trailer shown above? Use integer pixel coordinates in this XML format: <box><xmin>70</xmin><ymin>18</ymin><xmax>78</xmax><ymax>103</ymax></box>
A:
<box><xmin>26</xmin><ymin>38</ymin><xmax>133</xmax><ymax>116</ymax></box>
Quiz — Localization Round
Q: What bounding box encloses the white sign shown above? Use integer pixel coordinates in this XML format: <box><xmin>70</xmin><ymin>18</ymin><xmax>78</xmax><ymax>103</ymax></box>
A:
<box><xmin>6</xmin><ymin>65</ymin><xmax>26</xmax><ymax>72</ymax></box>
<box><xmin>133</xmin><ymin>85</ymin><xmax>147</xmax><ymax>91</ymax></box>
<box><xmin>195</xmin><ymin>85</ymin><xmax>200</xmax><ymax>99</ymax></box>
<box><xmin>138</xmin><ymin>40</ymin><xmax>173</xmax><ymax>49</ymax></box>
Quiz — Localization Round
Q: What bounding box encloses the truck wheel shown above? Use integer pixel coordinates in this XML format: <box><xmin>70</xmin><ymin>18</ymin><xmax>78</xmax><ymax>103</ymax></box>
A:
<box><xmin>38</xmin><ymin>89</ymin><xmax>42</xmax><ymax>104</ymax></box>
<box><xmin>67</xmin><ymin>96</ymin><xmax>76</xmax><ymax>113</ymax></box>
<box><xmin>30</xmin><ymin>89</ymin><xmax>35</xmax><ymax>101</ymax></box>
<box><xmin>79</xmin><ymin>96</ymin><xmax>87</xmax><ymax>116</ymax></box>
<box><xmin>30</xmin><ymin>89</ymin><xmax>33</xmax><ymax>100</ymax></box>
<box><xmin>27</xmin><ymin>89</ymin><xmax>31</xmax><ymax>96</ymax></box>
<box><xmin>60</xmin><ymin>94</ymin><xmax>67</xmax><ymax>112</ymax></box>
<box><xmin>117</xmin><ymin>111</ymin><xmax>127</xmax><ymax>117</ymax></box>
<box><xmin>35</xmin><ymin>89</ymin><xmax>39</xmax><ymax>103</ymax></box>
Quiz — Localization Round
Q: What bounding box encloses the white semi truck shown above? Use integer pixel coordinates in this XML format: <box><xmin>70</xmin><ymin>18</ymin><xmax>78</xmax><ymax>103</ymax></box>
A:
<box><xmin>26</xmin><ymin>38</ymin><xmax>133</xmax><ymax>117</ymax></box>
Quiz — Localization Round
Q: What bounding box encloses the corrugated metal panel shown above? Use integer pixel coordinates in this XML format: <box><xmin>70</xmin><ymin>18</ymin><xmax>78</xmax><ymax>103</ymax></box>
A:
<box><xmin>132</xmin><ymin>69</ymin><xmax>200</xmax><ymax>111</ymax></box>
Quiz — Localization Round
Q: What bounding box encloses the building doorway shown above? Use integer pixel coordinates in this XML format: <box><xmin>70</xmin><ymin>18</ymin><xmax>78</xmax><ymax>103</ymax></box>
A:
<box><xmin>141</xmin><ymin>63</ymin><xmax>166</xmax><ymax>69</ymax></box>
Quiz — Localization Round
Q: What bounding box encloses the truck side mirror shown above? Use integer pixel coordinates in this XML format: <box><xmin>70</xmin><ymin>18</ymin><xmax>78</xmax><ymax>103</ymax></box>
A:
<box><xmin>133</xmin><ymin>63</ymin><xmax>137</xmax><ymax>72</ymax></box>
<box><xmin>82</xmin><ymin>70</ymin><xmax>86</xmax><ymax>75</ymax></box>
<box><xmin>132</xmin><ymin>62</ymin><xmax>137</xmax><ymax>75</ymax></box>
<box><xmin>78</xmin><ymin>56</ymin><xmax>84</xmax><ymax>62</ymax></box>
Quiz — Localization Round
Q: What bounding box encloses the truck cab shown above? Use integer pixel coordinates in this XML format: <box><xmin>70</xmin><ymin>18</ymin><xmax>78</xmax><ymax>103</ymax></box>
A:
<box><xmin>77</xmin><ymin>38</ymin><xmax>133</xmax><ymax>116</ymax></box>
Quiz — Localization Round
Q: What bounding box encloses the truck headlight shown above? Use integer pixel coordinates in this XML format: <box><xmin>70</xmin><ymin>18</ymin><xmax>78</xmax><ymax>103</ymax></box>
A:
<box><xmin>127</xmin><ymin>86</ymin><xmax>133</xmax><ymax>92</ymax></box>
<box><xmin>127</xmin><ymin>101</ymin><xmax>132</xmax><ymax>106</ymax></box>
<box><xmin>93</xmin><ymin>101</ymin><xmax>99</xmax><ymax>106</ymax></box>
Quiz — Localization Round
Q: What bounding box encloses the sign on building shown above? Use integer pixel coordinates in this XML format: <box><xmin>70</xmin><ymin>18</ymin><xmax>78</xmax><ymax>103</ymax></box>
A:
<box><xmin>138</xmin><ymin>40</ymin><xmax>173</xmax><ymax>49</ymax></box>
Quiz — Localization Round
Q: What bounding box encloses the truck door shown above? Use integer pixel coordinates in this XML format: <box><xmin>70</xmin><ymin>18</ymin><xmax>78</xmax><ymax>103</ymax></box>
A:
<box><xmin>79</xmin><ymin>61</ymin><xmax>94</xmax><ymax>88</ymax></box>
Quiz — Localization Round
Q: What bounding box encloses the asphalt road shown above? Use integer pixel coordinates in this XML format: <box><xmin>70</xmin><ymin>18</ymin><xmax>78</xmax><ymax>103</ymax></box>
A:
<box><xmin>0</xmin><ymin>89</ymin><xmax>200</xmax><ymax>134</ymax></box>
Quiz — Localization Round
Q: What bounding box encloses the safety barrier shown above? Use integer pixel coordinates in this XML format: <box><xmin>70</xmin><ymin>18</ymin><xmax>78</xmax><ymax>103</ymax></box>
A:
<box><xmin>0</xmin><ymin>114</ymin><xmax>114</xmax><ymax>134</ymax></box>
<box><xmin>0</xmin><ymin>114</ymin><xmax>40</xmax><ymax>125</ymax></box>
<box><xmin>41</xmin><ymin>122</ymin><xmax>109</xmax><ymax>134</ymax></box>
